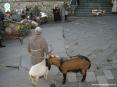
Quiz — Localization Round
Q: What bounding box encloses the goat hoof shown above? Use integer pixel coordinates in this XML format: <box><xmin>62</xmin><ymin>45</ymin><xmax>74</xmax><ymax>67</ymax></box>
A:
<box><xmin>62</xmin><ymin>82</ymin><xmax>65</xmax><ymax>84</ymax></box>
<box><xmin>81</xmin><ymin>80</ymin><xmax>85</xmax><ymax>82</ymax></box>
<box><xmin>50</xmin><ymin>83</ymin><xmax>56</xmax><ymax>87</ymax></box>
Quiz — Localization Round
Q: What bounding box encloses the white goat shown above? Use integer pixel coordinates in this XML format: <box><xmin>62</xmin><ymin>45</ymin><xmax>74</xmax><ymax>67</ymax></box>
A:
<box><xmin>29</xmin><ymin>59</ymin><xmax>48</xmax><ymax>87</ymax></box>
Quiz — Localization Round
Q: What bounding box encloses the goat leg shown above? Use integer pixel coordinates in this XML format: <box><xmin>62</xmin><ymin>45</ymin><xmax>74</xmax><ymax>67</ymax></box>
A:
<box><xmin>31</xmin><ymin>76</ymin><xmax>37</xmax><ymax>87</ymax></box>
<box><xmin>81</xmin><ymin>74</ymin><xmax>86</xmax><ymax>82</ymax></box>
<box><xmin>62</xmin><ymin>73</ymin><xmax>67</xmax><ymax>84</ymax></box>
<box><xmin>81</xmin><ymin>70</ymin><xmax>87</xmax><ymax>82</ymax></box>
<box><xmin>44</xmin><ymin>71</ymin><xmax>48</xmax><ymax>80</ymax></box>
<box><xmin>32</xmin><ymin>84</ymin><xmax>36</xmax><ymax>87</ymax></box>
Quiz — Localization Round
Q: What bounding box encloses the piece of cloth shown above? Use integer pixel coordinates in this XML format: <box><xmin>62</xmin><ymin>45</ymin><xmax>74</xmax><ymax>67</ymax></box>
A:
<box><xmin>28</xmin><ymin>30</ymin><xmax>48</xmax><ymax>65</ymax></box>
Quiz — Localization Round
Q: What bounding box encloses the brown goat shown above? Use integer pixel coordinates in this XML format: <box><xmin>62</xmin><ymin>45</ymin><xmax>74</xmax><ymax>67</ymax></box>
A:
<box><xmin>46</xmin><ymin>54</ymin><xmax>91</xmax><ymax>84</ymax></box>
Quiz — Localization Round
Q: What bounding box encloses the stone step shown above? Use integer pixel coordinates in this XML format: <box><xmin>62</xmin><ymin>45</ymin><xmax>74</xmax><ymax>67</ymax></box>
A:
<box><xmin>78</xmin><ymin>6</ymin><xmax>112</xmax><ymax>9</ymax></box>
<box><xmin>79</xmin><ymin>0</ymin><xmax>110</xmax><ymax>3</ymax></box>
<box><xmin>78</xmin><ymin>5</ymin><xmax>112</xmax><ymax>7</ymax></box>
<box><xmin>77</xmin><ymin>5</ymin><xmax>112</xmax><ymax>9</ymax></box>
<box><xmin>70</xmin><ymin>0</ymin><xmax>111</xmax><ymax>5</ymax></box>
<box><xmin>72</xmin><ymin>0</ymin><xmax>112</xmax><ymax>16</ymax></box>
<box><xmin>79</xmin><ymin>1</ymin><xmax>111</xmax><ymax>3</ymax></box>
<box><xmin>77</xmin><ymin>8</ymin><xmax>110</xmax><ymax>11</ymax></box>
<box><xmin>77</xmin><ymin>8</ymin><xmax>112</xmax><ymax>13</ymax></box>
<box><xmin>76</xmin><ymin>9</ymin><xmax>112</xmax><ymax>13</ymax></box>
<box><xmin>77</xmin><ymin>8</ymin><xmax>112</xmax><ymax>11</ymax></box>
<box><xmin>74</xmin><ymin>12</ymin><xmax>112</xmax><ymax>17</ymax></box>
<box><xmin>79</xmin><ymin>3</ymin><xmax>112</xmax><ymax>5</ymax></box>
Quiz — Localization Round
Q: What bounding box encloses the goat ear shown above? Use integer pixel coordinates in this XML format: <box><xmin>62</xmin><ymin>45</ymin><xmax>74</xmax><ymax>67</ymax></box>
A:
<box><xmin>50</xmin><ymin>54</ymin><xmax>54</xmax><ymax>58</ymax></box>
<box><xmin>47</xmin><ymin>53</ymin><xmax>52</xmax><ymax>59</ymax></box>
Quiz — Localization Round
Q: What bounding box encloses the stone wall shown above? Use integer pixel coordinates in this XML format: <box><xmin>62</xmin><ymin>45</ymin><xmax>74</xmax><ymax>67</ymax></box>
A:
<box><xmin>0</xmin><ymin>1</ymin><xmax>69</xmax><ymax>21</ymax></box>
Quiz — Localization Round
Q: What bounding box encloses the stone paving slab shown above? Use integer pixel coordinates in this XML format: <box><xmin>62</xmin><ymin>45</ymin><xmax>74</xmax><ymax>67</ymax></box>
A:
<box><xmin>86</xmin><ymin>72</ymin><xmax>97</xmax><ymax>82</ymax></box>
<box><xmin>57</xmin><ymin>83</ymin><xmax>69</xmax><ymax>87</ymax></box>
<box><xmin>0</xmin><ymin>16</ymin><xmax>117</xmax><ymax>87</ymax></box>
<box><xmin>103</xmin><ymin>70</ymin><xmax>114</xmax><ymax>80</ymax></box>
<box><xmin>111</xmin><ymin>63</ymin><xmax>117</xmax><ymax>70</ymax></box>
<box><xmin>68</xmin><ymin>82</ymin><xmax>79</xmax><ymax>87</ymax></box>
<box><xmin>94</xmin><ymin>70</ymin><xmax>104</xmax><ymax>76</ymax></box>
<box><xmin>67</xmin><ymin>73</ymin><xmax>77</xmax><ymax>82</ymax></box>
<box><xmin>86</xmin><ymin>81</ymin><xmax>99</xmax><ymax>87</ymax></box>
<box><xmin>0</xmin><ymin>69</ymin><xmax>30</xmax><ymax>87</ymax></box>
<box><xmin>111</xmin><ymin>70</ymin><xmax>117</xmax><ymax>79</ymax></box>
<box><xmin>42</xmin><ymin>24</ymin><xmax>67</xmax><ymax>57</ymax></box>
<box><xmin>20</xmin><ymin>55</ymin><xmax>31</xmax><ymax>70</ymax></box>
<box><xmin>76</xmin><ymin>75</ymin><xmax>82</xmax><ymax>82</ymax></box>
<box><xmin>78</xmin><ymin>82</ymin><xmax>87</xmax><ymax>87</ymax></box>
<box><xmin>101</xmin><ymin>64</ymin><xmax>113</xmax><ymax>70</ymax></box>
<box><xmin>107</xmin><ymin>79</ymin><xmax>117</xmax><ymax>87</ymax></box>
<box><xmin>38</xmin><ymin>79</ymin><xmax>49</xmax><ymax>87</ymax></box>
<box><xmin>97</xmin><ymin>76</ymin><xmax>109</xmax><ymax>87</ymax></box>
<box><xmin>63</xmin><ymin>16</ymin><xmax>117</xmax><ymax>66</ymax></box>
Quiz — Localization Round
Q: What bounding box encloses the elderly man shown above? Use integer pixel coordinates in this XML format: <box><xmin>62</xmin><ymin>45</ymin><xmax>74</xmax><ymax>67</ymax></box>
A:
<box><xmin>28</xmin><ymin>27</ymin><xmax>48</xmax><ymax>65</ymax></box>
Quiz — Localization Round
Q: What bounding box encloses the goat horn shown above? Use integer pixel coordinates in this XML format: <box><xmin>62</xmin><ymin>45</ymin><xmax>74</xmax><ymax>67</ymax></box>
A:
<box><xmin>56</xmin><ymin>55</ymin><xmax>59</xmax><ymax>58</ymax></box>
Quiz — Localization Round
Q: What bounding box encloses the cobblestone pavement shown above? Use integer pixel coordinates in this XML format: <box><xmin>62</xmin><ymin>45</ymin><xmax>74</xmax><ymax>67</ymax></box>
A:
<box><xmin>0</xmin><ymin>16</ymin><xmax>117</xmax><ymax>87</ymax></box>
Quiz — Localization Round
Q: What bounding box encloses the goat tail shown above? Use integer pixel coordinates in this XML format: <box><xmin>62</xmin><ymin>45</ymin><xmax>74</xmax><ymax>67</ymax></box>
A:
<box><xmin>88</xmin><ymin>58</ymin><xmax>91</xmax><ymax>69</ymax></box>
<box><xmin>84</xmin><ymin>56</ymin><xmax>91</xmax><ymax>69</ymax></box>
<box><xmin>85</xmin><ymin>56</ymin><xmax>91</xmax><ymax>69</ymax></box>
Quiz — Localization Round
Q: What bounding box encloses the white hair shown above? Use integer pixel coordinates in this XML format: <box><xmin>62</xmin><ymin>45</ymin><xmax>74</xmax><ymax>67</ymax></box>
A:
<box><xmin>35</xmin><ymin>27</ymin><xmax>42</xmax><ymax>33</ymax></box>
